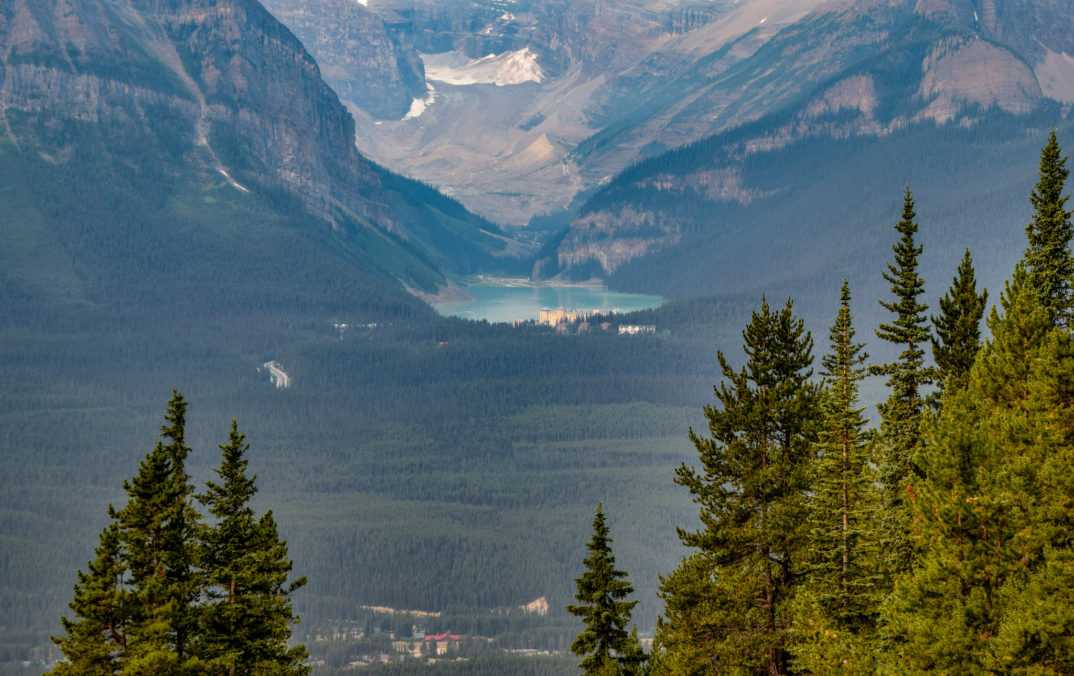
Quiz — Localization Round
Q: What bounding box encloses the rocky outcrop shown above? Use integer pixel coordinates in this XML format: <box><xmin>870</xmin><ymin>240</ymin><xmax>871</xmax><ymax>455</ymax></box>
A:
<box><xmin>555</xmin><ymin>207</ymin><xmax>683</xmax><ymax>276</ymax></box>
<box><xmin>1</xmin><ymin>0</ymin><xmax>391</xmax><ymax>227</ymax></box>
<box><xmin>137</xmin><ymin>0</ymin><xmax>396</xmax><ymax>228</ymax></box>
<box><xmin>259</xmin><ymin>0</ymin><xmax>426</xmax><ymax>120</ymax></box>
<box><xmin>375</xmin><ymin>0</ymin><xmax>645</xmax><ymax>79</ymax></box>
<box><xmin>916</xmin><ymin>34</ymin><xmax>1040</xmax><ymax>121</ymax></box>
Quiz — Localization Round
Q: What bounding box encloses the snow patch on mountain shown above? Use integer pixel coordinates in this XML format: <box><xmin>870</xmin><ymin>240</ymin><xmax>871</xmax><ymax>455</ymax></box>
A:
<box><xmin>404</xmin><ymin>84</ymin><xmax>437</xmax><ymax>119</ymax></box>
<box><xmin>421</xmin><ymin>48</ymin><xmax>544</xmax><ymax>86</ymax></box>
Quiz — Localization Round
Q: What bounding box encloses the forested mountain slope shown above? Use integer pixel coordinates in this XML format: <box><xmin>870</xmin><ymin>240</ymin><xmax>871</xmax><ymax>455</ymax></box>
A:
<box><xmin>545</xmin><ymin>112</ymin><xmax>1072</xmax><ymax>308</ymax></box>
<box><xmin>530</xmin><ymin>0</ymin><xmax>1074</xmax><ymax>327</ymax></box>
<box><xmin>0</xmin><ymin>0</ymin><xmax>521</xmax><ymax>321</ymax></box>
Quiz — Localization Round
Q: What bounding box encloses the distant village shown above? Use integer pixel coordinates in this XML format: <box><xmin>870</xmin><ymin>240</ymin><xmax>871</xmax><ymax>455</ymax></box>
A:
<box><xmin>515</xmin><ymin>307</ymin><xmax>657</xmax><ymax>336</ymax></box>
<box><xmin>304</xmin><ymin>600</ymin><xmax>562</xmax><ymax>670</ymax></box>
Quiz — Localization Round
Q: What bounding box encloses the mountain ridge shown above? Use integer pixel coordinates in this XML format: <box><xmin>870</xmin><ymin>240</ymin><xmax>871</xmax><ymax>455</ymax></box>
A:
<box><xmin>270</xmin><ymin>0</ymin><xmax>1074</xmax><ymax>226</ymax></box>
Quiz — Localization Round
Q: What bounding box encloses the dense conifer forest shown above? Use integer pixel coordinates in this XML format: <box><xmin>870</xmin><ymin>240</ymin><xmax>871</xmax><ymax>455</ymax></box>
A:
<box><xmin>40</xmin><ymin>133</ymin><xmax>1074</xmax><ymax>674</ymax></box>
<box><xmin>564</xmin><ymin>132</ymin><xmax>1074</xmax><ymax>674</ymax></box>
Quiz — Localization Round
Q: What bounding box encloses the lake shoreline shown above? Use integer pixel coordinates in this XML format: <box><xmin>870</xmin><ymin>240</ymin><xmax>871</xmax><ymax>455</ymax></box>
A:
<box><xmin>434</xmin><ymin>280</ymin><xmax>664</xmax><ymax>324</ymax></box>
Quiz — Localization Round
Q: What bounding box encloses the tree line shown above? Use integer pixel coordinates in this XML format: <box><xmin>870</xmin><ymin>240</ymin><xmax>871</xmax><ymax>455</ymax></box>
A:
<box><xmin>567</xmin><ymin>131</ymin><xmax>1074</xmax><ymax>674</ymax></box>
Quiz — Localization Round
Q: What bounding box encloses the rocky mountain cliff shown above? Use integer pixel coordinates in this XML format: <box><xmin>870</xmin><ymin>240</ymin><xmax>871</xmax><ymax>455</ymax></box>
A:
<box><xmin>0</xmin><ymin>0</ymin><xmax>520</xmax><ymax>313</ymax></box>
<box><xmin>264</xmin><ymin>0</ymin><xmax>1074</xmax><ymax>229</ymax></box>
<box><xmin>258</xmin><ymin>0</ymin><xmax>426</xmax><ymax>120</ymax></box>
<box><xmin>260</xmin><ymin>0</ymin><xmax>695</xmax><ymax>224</ymax></box>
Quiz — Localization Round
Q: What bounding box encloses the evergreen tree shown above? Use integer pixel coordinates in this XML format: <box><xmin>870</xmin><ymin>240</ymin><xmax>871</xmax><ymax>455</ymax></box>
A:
<box><xmin>567</xmin><ymin>503</ymin><xmax>643</xmax><ymax>676</ymax></box>
<box><xmin>1024</xmin><ymin>129</ymin><xmax>1074</xmax><ymax>327</ymax></box>
<box><xmin>973</xmin><ymin>266</ymin><xmax>1051</xmax><ymax>407</ymax></box>
<box><xmin>53</xmin><ymin>394</ymin><xmax>308</xmax><ymax>675</ymax></box>
<box><xmin>871</xmin><ymin>187</ymin><xmax>933</xmax><ymax>580</ymax></box>
<box><xmin>881</xmin><ymin>266</ymin><xmax>1063</xmax><ymax>672</ymax></box>
<box><xmin>931</xmin><ymin>249</ymin><xmax>988</xmax><ymax>399</ymax></box>
<box><xmin>793</xmin><ymin>281</ymin><xmax>878</xmax><ymax>671</ymax></box>
<box><xmin>655</xmin><ymin>297</ymin><xmax>818</xmax><ymax>674</ymax></box>
<box><xmin>110</xmin><ymin>391</ymin><xmax>201</xmax><ymax>673</ymax></box>
<box><xmin>197</xmin><ymin>421</ymin><xmax>309</xmax><ymax>675</ymax></box>
<box><xmin>51</xmin><ymin>523</ymin><xmax>128</xmax><ymax>675</ymax></box>
<box><xmin>986</xmin><ymin>326</ymin><xmax>1074</xmax><ymax>672</ymax></box>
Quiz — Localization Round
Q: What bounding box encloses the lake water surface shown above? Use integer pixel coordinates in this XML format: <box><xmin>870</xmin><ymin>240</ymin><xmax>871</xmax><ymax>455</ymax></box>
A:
<box><xmin>434</xmin><ymin>280</ymin><xmax>664</xmax><ymax>324</ymax></box>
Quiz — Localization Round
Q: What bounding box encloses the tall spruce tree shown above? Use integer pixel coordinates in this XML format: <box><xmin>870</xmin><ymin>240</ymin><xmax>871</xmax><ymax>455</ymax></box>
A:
<box><xmin>931</xmin><ymin>249</ymin><xmax>988</xmax><ymax>400</ymax></box>
<box><xmin>1024</xmin><ymin>129</ymin><xmax>1074</xmax><ymax>328</ymax></box>
<box><xmin>567</xmin><ymin>503</ymin><xmax>644</xmax><ymax>676</ymax></box>
<box><xmin>654</xmin><ymin>297</ymin><xmax>818</xmax><ymax>674</ymax></box>
<box><xmin>197</xmin><ymin>421</ymin><xmax>309</xmax><ymax>675</ymax></box>
<box><xmin>881</xmin><ymin>266</ymin><xmax>1066</xmax><ymax>672</ymax></box>
<box><xmin>110</xmin><ymin>390</ymin><xmax>201</xmax><ymax>673</ymax></box>
<box><xmin>872</xmin><ymin>187</ymin><xmax>933</xmax><ymax>580</ymax></box>
<box><xmin>793</xmin><ymin>280</ymin><xmax>878</xmax><ymax>672</ymax></box>
<box><xmin>53</xmin><ymin>393</ymin><xmax>201</xmax><ymax>673</ymax></box>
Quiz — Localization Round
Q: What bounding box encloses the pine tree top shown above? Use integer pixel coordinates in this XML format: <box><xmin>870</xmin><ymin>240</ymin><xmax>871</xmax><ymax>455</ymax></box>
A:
<box><xmin>1024</xmin><ymin>129</ymin><xmax>1074</xmax><ymax>327</ymax></box>
<box><xmin>931</xmin><ymin>249</ymin><xmax>988</xmax><ymax>396</ymax></box>
<box><xmin>822</xmin><ymin>279</ymin><xmax>869</xmax><ymax>385</ymax></box>
<box><xmin>876</xmin><ymin>187</ymin><xmax>930</xmax><ymax>352</ymax></box>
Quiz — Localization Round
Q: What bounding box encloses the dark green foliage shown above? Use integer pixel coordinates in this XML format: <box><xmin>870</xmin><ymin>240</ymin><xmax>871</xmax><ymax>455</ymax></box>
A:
<box><xmin>931</xmin><ymin>249</ymin><xmax>987</xmax><ymax>398</ymax></box>
<box><xmin>50</xmin><ymin>524</ymin><xmax>126</xmax><ymax>675</ymax></box>
<box><xmin>881</xmin><ymin>265</ymin><xmax>1074</xmax><ymax>672</ymax></box>
<box><xmin>104</xmin><ymin>391</ymin><xmax>201</xmax><ymax>672</ymax></box>
<box><xmin>51</xmin><ymin>397</ymin><xmax>307</xmax><ymax>674</ymax></box>
<box><xmin>655</xmin><ymin>298</ymin><xmax>818</xmax><ymax>674</ymax></box>
<box><xmin>1</xmin><ymin>295</ymin><xmax>717</xmax><ymax>668</ymax></box>
<box><xmin>871</xmin><ymin>187</ymin><xmax>933</xmax><ymax>580</ymax></box>
<box><xmin>973</xmin><ymin>266</ymin><xmax>1052</xmax><ymax>408</ymax></box>
<box><xmin>567</xmin><ymin>504</ymin><xmax>644</xmax><ymax>676</ymax></box>
<box><xmin>793</xmin><ymin>281</ymin><xmax>878</xmax><ymax>671</ymax></box>
<box><xmin>197</xmin><ymin>422</ymin><xmax>309</xmax><ymax>675</ymax></box>
<box><xmin>1024</xmin><ymin>130</ymin><xmax>1074</xmax><ymax>327</ymax></box>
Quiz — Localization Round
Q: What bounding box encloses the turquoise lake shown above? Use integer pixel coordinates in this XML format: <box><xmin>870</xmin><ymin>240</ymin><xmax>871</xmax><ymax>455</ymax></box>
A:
<box><xmin>433</xmin><ymin>280</ymin><xmax>664</xmax><ymax>324</ymax></box>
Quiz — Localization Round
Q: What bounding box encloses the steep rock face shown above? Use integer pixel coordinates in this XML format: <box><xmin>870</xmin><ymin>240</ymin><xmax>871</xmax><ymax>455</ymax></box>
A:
<box><xmin>259</xmin><ymin>0</ymin><xmax>426</xmax><ymax>120</ymax></box>
<box><xmin>133</xmin><ymin>0</ymin><xmax>394</xmax><ymax>228</ymax></box>
<box><xmin>916</xmin><ymin>34</ymin><xmax>1040</xmax><ymax>121</ymax></box>
<box><xmin>1</xmin><ymin>0</ymin><xmax>389</xmax><ymax>227</ymax></box>
<box><xmin>376</xmin><ymin>0</ymin><xmax>674</xmax><ymax>79</ymax></box>
<box><xmin>551</xmin><ymin>207</ymin><xmax>682</xmax><ymax>276</ymax></box>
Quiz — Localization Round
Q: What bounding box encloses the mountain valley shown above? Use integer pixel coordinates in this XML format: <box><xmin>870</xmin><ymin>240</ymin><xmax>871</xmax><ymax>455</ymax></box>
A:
<box><xmin>274</xmin><ymin>0</ymin><xmax>1074</xmax><ymax>229</ymax></box>
<box><xmin>4</xmin><ymin>0</ymin><xmax>1074</xmax><ymax>673</ymax></box>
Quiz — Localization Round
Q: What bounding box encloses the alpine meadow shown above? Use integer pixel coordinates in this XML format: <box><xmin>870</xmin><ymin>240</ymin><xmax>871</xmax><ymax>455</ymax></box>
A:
<box><xmin>5</xmin><ymin>0</ymin><xmax>1074</xmax><ymax>674</ymax></box>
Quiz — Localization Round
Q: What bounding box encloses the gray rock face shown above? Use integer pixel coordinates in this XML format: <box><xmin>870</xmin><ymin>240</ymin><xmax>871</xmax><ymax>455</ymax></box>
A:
<box><xmin>1</xmin><ymin>0</ymin><xmax>390</xmax><ymax>227</ymax></box>
<box><xmin>259</xmin><ymin>0</ymin><xmax>426</xmax><ymax>120</ymax></box>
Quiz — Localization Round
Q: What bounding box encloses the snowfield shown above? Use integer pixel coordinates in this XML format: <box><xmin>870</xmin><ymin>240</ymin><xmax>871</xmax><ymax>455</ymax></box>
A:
<box><xmin>421</xmin><ymin>48</ymin><xmax>544</xmax><ymax>87</ymax></box>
